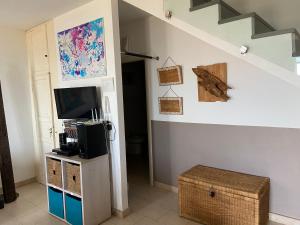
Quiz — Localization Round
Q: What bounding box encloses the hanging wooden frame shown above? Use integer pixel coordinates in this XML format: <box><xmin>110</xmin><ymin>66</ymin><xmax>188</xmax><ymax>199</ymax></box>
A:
<box><xmin>157</xmin><ymin>65</ymin><xmax>183</xmax><ymax>86</ymax></box>
<box><xmin>159</xmin><ymin>97</ymin><xmax>183</xmax><ymax>115</ymax></box>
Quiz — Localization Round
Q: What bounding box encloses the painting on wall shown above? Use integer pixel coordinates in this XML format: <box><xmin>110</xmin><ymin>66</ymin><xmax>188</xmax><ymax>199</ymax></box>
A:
<box><xmin>57</xmin><ymin>18</ymin><xmax>106</xmax><ymax>80</ymax></box>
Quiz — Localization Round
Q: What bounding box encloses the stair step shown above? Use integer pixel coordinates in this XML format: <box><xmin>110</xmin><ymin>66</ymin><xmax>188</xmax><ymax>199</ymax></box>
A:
<box><xmin>190</xmin><ymin>0</ymin><xmax>240</xmax><ymax>19</ymax></box>
<box><xmin>251</xmin><ymin>28</ymin><xmax>300</xmax><ymax>57</ymax></box>
<box><xmin>294</xmin><ymin>52</ymin><xmax>300</xmax><ymax>57</ymax></box>
<box><xmin>191</xmin><ymin>0</ymin><xmax>212</xmax><ymax>8</ymax></box>
<box><xmin>252</xmin><ymin>28</ymin><xmax>298</xmax><ymax>39</ymax></box>
<box><xmin>190</xmin><ymin>0</ymin><xmax>221</xmax><ymax>12</ymax></box>
<box><xmin>219</xmin><ymin>12</ymin><xmax>275</xmax><ymax>35</ymax></box>
<box><xmin>293</xmin><ymin>33</ymin><xmax>300</xmax><ymax>57</ymax></box>
<box><xmin>219</xmin><ymin>0</ymin><xmax>240</xmax><ymax>19</ymax></box>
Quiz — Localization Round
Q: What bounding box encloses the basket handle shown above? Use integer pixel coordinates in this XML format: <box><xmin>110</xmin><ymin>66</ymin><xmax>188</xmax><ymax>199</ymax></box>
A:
<box><xmin>53</xmin><ymin>170</ymin><xmax>56</xmax><ymax>175</ymax></box>
<box><xmin>73</xmin><ymin>175</ymin><xmax>76</xmax><ymax>182</ymax></box>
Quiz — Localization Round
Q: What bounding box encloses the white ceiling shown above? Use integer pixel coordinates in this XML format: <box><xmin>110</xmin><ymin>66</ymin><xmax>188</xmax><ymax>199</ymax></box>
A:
<box><xmin>0</xmin><ymin>0</ymin><xmax>93</xmax><ymax>30</ymax></box>
<box><xmin>118</xmin><ymin>1</ymin><xmax>149</xmax><ymax>26</ymax></box>
<box><xmin>0</xmin><ymin>0</ymin><xmax>149</xmax><ymax>30</ymax></box>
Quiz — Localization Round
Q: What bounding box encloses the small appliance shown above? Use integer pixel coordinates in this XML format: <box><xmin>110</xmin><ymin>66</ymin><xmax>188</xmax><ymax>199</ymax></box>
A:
<box><xmin>77</xmin><ymin>123</ymin><xmax>107</xmax><ymax>159</ymax></box>
<box><xmin>59</xmin><ymin>133</ymin><xmax>67</xmax><ymax>147</ymax></box>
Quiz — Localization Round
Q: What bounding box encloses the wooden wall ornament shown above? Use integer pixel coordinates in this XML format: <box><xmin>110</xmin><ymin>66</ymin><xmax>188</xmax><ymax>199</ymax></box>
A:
<box><xmin>159</xmin><ymin>97</ymin><xmax>183</xmax><ymax>115</ymax></box>
<box><xmin>157</xmin><ymin>57</ymin><xmax>183</xmax><ymax>86</ymax></box>
<box><xmin>158</xmin><ymin>66</ymin><xmax>183</xmax><ymax>86</ymax></box>
<box><xmin>192</xmin><ymin>63</ymin><xmax>231</xmax><ymax>102</ymax></box>
<box><xmin>0</xmin><ymin>84</ymin><xmax>17</xmax><ymax>203</ymax></box>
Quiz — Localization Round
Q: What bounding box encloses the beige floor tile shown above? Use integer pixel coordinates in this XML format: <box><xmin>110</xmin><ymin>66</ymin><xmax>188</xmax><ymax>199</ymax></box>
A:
<box><xmin>0</xmin><ymin>178</ymin><xmax>286</xmax><ymax>225</ymax></box>
<box><xmin>138</xmin><ymin>201</ymin><xmax>169</xmax><ymax>221</ymax></box>
<box><xmin>133</xmin><ymin>216</ymin><xmax>161</xmax><ymax>225</ymax></box>
<box><xmin>268</xmin><ymin>221</ymin><xmax>283</xmax><ymax>225</ymax></box>
<box><xmin>104</xmin><ymin>215</ymin><xmax>136</xmax><ymax>225</ymax></box>
<box><xmin>20</xmin><ymin>209</ymin><xmax>65</xmax><ymax>225</ymax></box>
<box><xmin>3</xmin><ymin>197</ymin><xmax>39</xmax><ymax>219</ymax></box>
<box><xmin>158</xmin><ymin>211</ymin><xmax>192</xmax><ymax>225</ymax></box>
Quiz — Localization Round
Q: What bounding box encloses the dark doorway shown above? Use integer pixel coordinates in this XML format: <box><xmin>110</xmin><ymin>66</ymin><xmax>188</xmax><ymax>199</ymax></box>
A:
<box><xmin>122</xmin><ymin>61</ymin><xmax>149</xmax><ymax>184</ymax></box>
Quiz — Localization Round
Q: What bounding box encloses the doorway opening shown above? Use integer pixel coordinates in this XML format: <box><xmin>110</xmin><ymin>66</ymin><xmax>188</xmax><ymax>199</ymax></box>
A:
<box><xmin>121</xmin><ymin>60</ymin><xmax>150</xmax><ymax>185</ymax></box>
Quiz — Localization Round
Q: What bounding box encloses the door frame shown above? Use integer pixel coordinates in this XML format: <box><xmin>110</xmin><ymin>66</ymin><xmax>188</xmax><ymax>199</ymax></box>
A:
<box><xmin>26</xmin><ymin>26</ymin><xmax>44</xmax><ymax>183</ymax></box>
<box><xmin>121</xmin><ymin>60</ymin><xmax>154</xmax><ymax>186</ymax></box>
<box><xmin>26</xmin><ymin>22</ymin><xmax>58</xmax><ymax>183</ymax></box>
<box><xmin>145</xmin><ymin>61</ymin><xmax>154</xmax><ymax>186</ymax></box>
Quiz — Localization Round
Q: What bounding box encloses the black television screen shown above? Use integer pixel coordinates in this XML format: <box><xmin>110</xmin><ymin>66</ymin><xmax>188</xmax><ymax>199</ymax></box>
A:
<box><xmin>54</xmin><ymin>86</ymin><xmax>99</xmax><ymax>119</ymax></box>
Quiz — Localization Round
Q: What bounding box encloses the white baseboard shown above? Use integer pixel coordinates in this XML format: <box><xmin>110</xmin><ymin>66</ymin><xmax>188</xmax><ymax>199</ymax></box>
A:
<box><xmin>112</xmin><ymin>207</ymin><xmax>130</xmax><ymax>218</ymax></box>
<box><xmin>0</xmin><ymin>177</ymin><xmax>36</xmax><ymax>192</ymax></box>
<box><xmin>269</xmin><ymin>213</ymin><xmax>300</xmax><ymax>225</ymax></box>
<box><xmin>155</xmin><ymin>181</ymin><xmax>178</xmax><ymax>193</ymax></box>
<box><xmin>154</xmin><ymin>181</ymin><xmax>300</xmax><ymax>225</ymax></box>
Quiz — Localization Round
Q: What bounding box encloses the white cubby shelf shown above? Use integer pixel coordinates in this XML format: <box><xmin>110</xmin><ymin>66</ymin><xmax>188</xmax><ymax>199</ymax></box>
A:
<box><xmin>45</xmin><ymin>152</ymin><xmax>111</xmax><ymax>225</ymax></box>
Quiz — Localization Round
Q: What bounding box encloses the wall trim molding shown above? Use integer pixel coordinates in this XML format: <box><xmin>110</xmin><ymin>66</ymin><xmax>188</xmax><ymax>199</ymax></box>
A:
<box><xmin>154</xmin><ymin>181</ymin><xmax>300</xmax><ymax>225</ymax></box>
<box><xmin>0</xmin><ymin>177</ymin><xmax>36</xmax><ymax>192</ymax></box>
<box><xmin>269</xmin><ymin>213</ymin><xmax>300</xmax><ymax>225</ymax></box>
<box><xmin>155</xmin><ymin>181</ymin><xmax>178</xmax><ymax>193</ymax></box>
<box><xmin>15</xmin><ymin>177</ymin><xmax>36</xmax><ymax>188</ymax></box>
<box><xmin>112</xmin><ymin>207</ymin><xmax>131</xmax><ymax>218</ymax></box>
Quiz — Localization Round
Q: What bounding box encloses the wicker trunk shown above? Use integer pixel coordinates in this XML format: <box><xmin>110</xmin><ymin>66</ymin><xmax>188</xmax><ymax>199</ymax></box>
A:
<box><xmin>179</xmin><ymin>165</ymin><xmax>270</xmax><ymax>225</ymax></box>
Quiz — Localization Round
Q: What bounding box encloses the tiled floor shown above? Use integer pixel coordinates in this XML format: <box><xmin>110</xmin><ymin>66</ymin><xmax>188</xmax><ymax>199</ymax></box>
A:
<box><xmin>0</xmin><ymin>176</ymin><xmax>283</xmax><ymax>225</ymax></box>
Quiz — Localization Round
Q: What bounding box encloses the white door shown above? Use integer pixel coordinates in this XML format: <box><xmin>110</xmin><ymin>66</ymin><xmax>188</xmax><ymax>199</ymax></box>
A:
<box><xmin>27</xmin><ymin>25</ymin><xmax>56</xmax><ymax>184</ymax></box>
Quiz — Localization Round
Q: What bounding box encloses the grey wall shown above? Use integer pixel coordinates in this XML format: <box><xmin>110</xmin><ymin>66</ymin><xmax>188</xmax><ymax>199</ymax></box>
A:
<box><xmin>152</xmin><ymin>121</ymin><xmax>300</xmax><ymax>219</ymax></box>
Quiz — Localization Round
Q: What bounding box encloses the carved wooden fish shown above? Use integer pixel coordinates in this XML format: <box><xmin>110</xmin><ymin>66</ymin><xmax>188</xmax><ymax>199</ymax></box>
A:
<box><xmin>193</xmin><ymin>67</ymin><xmax>231</xmax><ymax>101</ymax></box>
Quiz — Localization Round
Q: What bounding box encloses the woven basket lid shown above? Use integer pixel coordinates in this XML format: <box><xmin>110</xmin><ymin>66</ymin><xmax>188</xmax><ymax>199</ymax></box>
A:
<box><xmin>179</xmin><ymin>165</ymin><xmax>270</xmax><ymax>199</ymax></box>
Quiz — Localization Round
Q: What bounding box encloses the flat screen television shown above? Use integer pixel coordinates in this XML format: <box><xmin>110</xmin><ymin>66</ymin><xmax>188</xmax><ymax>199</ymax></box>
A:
<box><xmin>54</xmin><ymin>86</ymin><xmax>99</xmax><ymax>119</ymax></box>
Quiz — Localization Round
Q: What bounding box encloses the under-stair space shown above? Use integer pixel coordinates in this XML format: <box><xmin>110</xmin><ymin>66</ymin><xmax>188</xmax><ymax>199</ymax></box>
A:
<box><xmin>164</xmin><ymin>0</ymin><xmax>300</xmax><ymax>73</ymax></box>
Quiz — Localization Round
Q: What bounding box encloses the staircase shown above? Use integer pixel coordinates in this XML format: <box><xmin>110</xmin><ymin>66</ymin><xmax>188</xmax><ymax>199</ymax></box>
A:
<box><xmin>164</xmin><ymin>0</ymin><xmax>300</xmax><ymax>73</ymax></box>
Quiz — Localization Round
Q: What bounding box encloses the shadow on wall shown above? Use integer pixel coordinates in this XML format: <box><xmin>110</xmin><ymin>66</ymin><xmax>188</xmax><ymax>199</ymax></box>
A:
<box><xmin>0</xmin><ymin>31</ymin><xmax>35</xmax><ymax>183</ymax></box>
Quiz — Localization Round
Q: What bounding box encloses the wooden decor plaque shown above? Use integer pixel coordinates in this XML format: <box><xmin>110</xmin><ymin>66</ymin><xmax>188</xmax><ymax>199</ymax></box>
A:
<box><xmin>157</xmin><ymin>66</ymin><xmax>183</xmax><ymax>86</ymax></box>
<box><xmin>159</xmin><ymin>97</ymin><xmax>183</xmax><ymax>115</ymax></box>
<box><xmin>197</xmin><ymin>63</ymin><xmax>228</xmax><ymax>102</ymax></box>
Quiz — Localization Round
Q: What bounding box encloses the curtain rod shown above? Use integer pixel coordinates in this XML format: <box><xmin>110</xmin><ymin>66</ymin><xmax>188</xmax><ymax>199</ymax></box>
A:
<box><xmin>121</xmin><ymin>51</ymin><xmax>159</xmax><ymax>61</ymax></box>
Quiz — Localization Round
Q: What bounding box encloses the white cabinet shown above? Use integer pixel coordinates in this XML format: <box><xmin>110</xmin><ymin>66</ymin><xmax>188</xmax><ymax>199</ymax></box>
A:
<box><xmin>45</xmin><ymin>152</ymin><xmax>111</xmax><ymax>225</ymax></box>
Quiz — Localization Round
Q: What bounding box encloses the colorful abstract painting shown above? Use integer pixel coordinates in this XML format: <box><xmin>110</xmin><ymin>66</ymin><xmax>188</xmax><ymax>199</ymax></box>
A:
<box><xmin>57</xmin><ymin>18</ymin><xmax>106</xmax><ymax>80</ymax></box>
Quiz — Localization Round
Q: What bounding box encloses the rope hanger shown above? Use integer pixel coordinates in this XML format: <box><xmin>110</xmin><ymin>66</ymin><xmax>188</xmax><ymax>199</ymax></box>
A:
<box><xmin>162</xmin><ymin>56</ymin><xmax>177</xmax><ymax>68</ymax></box>
<box><xmin>160</xmin><ymin>56</ymin><xmax>180</xmax><ymax>98</ymax></box>
<box><xmin>162</xmin><ymin>86</ymin><xmax>179</xmax><ymax>98</ymax></box>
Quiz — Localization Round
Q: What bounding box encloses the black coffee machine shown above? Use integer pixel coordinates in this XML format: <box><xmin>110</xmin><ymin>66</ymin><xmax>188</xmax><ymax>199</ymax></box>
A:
<box><xmin>53</xmin><ymin>132</ymin><xmax>79</xmax><ymax>156</ymax></box>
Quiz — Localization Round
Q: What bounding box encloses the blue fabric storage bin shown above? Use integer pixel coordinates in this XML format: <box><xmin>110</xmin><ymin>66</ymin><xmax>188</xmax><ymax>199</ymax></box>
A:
<box><xmin>65</xmin><ymin>194</ymin><xmax>83</xmax><ymax>225</ymax></box>
<box><xmin>48</xmin><ymin>187</ymin><xmax>64</xmax><ymax>219</ymax></box>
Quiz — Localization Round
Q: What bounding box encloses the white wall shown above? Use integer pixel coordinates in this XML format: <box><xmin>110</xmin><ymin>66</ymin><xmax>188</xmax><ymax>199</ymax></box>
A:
<box><xmin>0</xmin><ymin>27</ymin><xmax>35</xmax><ymax>185</ymax></box>
<box><xmin>121</xmin><ymin>15</ymin><xmax>300</xmax><ymax>220</ymax></box>
<box><xmin>53</xmin><ymin>0</ymin><xmax>128</xmax><ymax>211</ymax></box>
<box><xmin>121</xmin><ymin>16</ymin><xmax>300</xmax><ymax>129</ymax></box>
